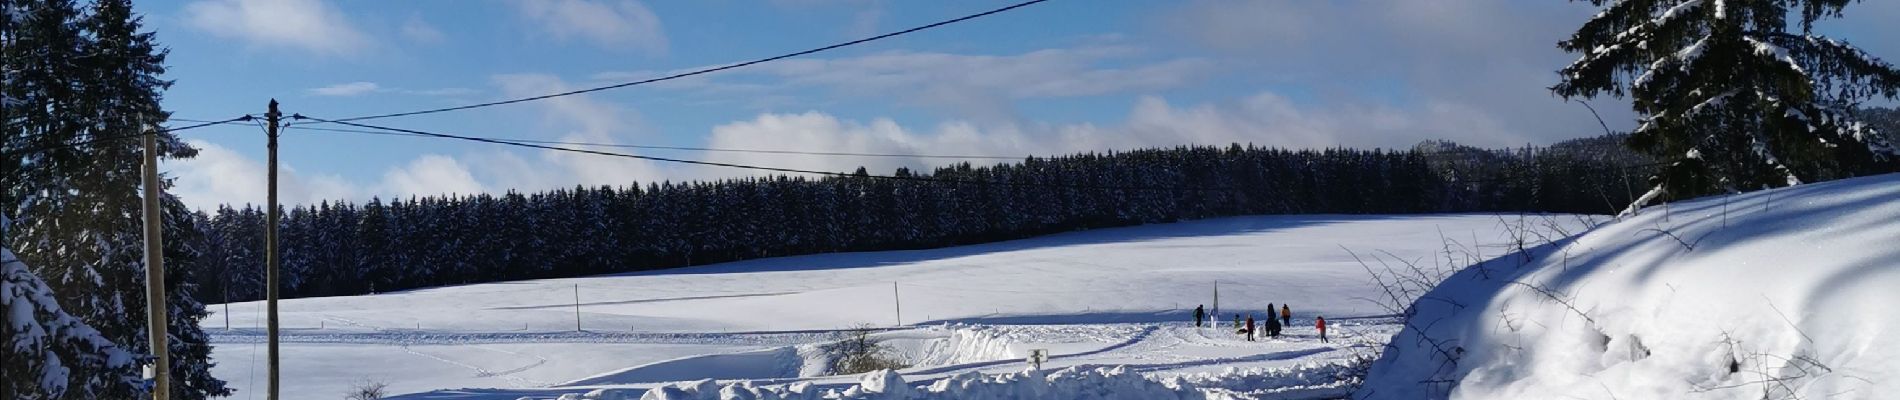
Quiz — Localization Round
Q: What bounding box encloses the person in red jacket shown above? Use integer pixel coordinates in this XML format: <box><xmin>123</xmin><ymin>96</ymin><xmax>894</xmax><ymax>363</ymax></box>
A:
<box><xmin>1316</xmin><ymin>316</ymin><xmax>1328</xmax><ymax>343</ymax></box>
<box><xmin>1245</xmin><ymin>314</ymin><xmax>1257</xmax><ymax>342</ymax></box>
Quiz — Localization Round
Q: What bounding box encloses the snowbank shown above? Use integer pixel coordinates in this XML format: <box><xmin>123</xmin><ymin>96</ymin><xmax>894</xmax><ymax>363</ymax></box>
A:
<box><xmin>565</xmin><ymin>325</ymin><xmax>1031</xmax><ymax>386</ymax></box>
<box><xmin>900</xmin><ymin>325</ymin><xmax>1020</xmax><ymax>368</ymax></box>
<box><xmin>1167</xmin><ymin>363</ymin><xmax>1364</xmax><ymax>399</ymax></box>
<box><xmin>619</xmin><ymin>367</ymin><xmax>1191</xmax><ymax>400</ymax></box>
<box><xmin>1360</xmin><ymin>173</ymin><xmax>1900</xmax><ymax>399</ymax></box>
<box><xmin>546</xmin><ymin>361</ymin><xmax>1368</xmax><ymax>400</ymax></box>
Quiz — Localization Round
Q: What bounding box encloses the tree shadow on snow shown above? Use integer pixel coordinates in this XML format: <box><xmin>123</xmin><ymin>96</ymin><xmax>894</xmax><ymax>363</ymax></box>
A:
<box><xmin>608</xmin><ymin>214</ymin><xmax>1452</xmax><ymax>277</ymax></box>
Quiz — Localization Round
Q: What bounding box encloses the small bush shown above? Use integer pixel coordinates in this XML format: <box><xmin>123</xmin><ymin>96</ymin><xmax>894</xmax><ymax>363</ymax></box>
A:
<box><xmin>344</xmin><ymin>380</ymin><xmax>388</xmax><ymax>400</ymax></box>
<box><xmin>824</xmin><ymin>324</ymin><xmax>908</xmax><ymax>375</ymax></box>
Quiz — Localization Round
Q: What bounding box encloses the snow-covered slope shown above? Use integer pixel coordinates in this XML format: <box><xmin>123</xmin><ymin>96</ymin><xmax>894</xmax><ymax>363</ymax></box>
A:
<box><xmin>200</xmin><ymin>213</ymin><xmax>1587</xmax><ymax>399</ymax></box>
<box><xmin>215</xmin><ymin>214</ymin><xmax>1526</xmax><ymax>335</ymax></box>
<box><xmin>1361</xmin><ymin>173</ymin><xmax>1900</xmax><ymax>399</ymax></box>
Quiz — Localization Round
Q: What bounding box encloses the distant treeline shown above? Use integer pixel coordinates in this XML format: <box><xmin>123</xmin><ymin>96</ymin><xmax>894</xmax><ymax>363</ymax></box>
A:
<box><xmin>189</xmin><ymin>138</ymin><xmax>1657</xmax><ymax>302</ymax></box>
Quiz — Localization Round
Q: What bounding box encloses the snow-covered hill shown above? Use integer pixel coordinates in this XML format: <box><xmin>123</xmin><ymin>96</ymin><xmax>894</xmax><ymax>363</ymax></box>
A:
<box><xmin>202</xmin><ymin>214</ymin><xmax>1586</xmax><ymax>399</ymax></box>
<box><xmin>1361</xmin><ymin>173</ymin><xmax>1900</xmax><ymax>399</ymax></box>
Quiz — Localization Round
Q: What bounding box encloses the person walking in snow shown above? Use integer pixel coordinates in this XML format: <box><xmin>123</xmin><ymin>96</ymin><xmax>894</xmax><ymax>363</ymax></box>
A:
<box><xmin>1267</xmin><ymin>304</ymin><xmax>1280</xmax><ymax>337</ymax></box>
<box><xmin>1245</xmin><ymin>314</ymin><xmax>1257</xmax><ymax>341</ymax></box>
<box><xmin>1281</xmin><ymin>304</ymin><xmax>1292</xmax><ymax>327</ymax></box>
<box><xmin>1195</xmin><ymin>305</ymin><xmax>1206</xmax><ymax>327</ymax></box>
<box><xmin>1316</xmin><ymin>316</ymin><xmax>1329</xmax><ymax>344</ymax></box>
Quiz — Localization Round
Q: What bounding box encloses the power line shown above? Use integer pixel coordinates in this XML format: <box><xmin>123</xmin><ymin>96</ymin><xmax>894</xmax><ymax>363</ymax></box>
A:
<box><xmin>6</xmin><ymin>117</ymin><xmax>252</xmax><ymax>151</ymax></box>
<box><xmin>287</xmin><ymin>125</ymin><xmax>1029</xmax><ymax>160</ymax></box>
<box><xmin>1</xmin><ymin>115</ymin><xmax>255</xmax><ymax>158</ymax></box>
<box><xmin>172</xmin><ymin>117</ymin><xmax>264</xmax><ymax>128</ymax></box>
<box><xmin>326</xmin><ymin>0</ymin><xmax>1053</xmax><ymax>123</ymax></box>
<box><xmin>290</xmin><ymin>114</ymin><xmax>1245</xmax><ymax>193</ymax></box>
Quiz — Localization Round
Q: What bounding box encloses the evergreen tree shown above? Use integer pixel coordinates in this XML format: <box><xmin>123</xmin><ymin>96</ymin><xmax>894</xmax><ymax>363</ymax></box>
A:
<box><xmin>4</xmin><ymin>0</ymin><xmax>226</xmax><ymax>396</ymax></box>
<box><xmin>3</xmin><ymin>244</ymin><xmax>148</xmax><ymax>399</ymax></box>
<box><xmin>6</xmin><ymin>0</ymin><xmax>94</xmax><ymax>277</ymax></box>
<box><xmin>1555</xmin><ymin>0</ymin><xmax>1900</xmax><ymax>203</ymax></box>
<box><xmin>1862</xmin><ymin>106</ymin><xmax>1900</xmax><ymax>145</ymax></box>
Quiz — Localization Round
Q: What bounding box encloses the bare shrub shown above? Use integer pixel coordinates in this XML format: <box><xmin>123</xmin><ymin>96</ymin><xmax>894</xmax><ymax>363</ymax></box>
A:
<box><xmin>344</xmin><ymin>380</ymin><xmax>388</xmax><ymax>400</ymax></box>
<box><xmin>824</xmin><ymin>324</ymin><xmax>908</xmax><ymax>375</ymax></box>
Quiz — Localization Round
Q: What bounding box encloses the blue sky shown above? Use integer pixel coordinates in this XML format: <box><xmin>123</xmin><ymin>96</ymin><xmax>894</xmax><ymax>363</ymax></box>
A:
<box><xmin>144</xmin><ymin>0</ymin><xmax>1900</xmax><ymax>210</ymax></box>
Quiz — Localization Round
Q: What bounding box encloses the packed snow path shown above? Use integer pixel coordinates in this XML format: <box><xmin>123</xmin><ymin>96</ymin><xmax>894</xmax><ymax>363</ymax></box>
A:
<box><xmin>202</xmin><ymin>214</ymin><xmax>1589</xmax><ymax>399</ymax></box>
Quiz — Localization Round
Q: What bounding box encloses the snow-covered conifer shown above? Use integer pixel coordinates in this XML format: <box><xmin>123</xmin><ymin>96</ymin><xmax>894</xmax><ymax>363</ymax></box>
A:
<box><xmin>1555</xmin><ymin>0</ymin><xmax>1900</xmax><ymax>201</ymax></box>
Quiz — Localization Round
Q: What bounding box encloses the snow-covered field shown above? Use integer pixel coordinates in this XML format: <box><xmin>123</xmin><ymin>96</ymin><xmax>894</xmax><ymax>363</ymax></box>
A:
<box><xmin>1363</xmin><ymin>173</ymin><xmax>1900</xmax><ymax>399</ymax></box>
<box><xmin>204</xmin><ymin>214</ymin><xmax>1586</xmax><ymax>399</ymax></box>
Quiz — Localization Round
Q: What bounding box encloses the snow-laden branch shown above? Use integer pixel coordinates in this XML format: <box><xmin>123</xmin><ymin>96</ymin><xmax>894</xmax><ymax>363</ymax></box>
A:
<box><xmin>1744</xmin><ymin>36</ymin><xmax>1807</xmax><ymax>75</ymax></box>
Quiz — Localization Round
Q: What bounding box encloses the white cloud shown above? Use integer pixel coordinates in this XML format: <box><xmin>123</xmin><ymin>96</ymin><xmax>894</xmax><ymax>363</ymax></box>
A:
<box><xmin>170</xmin><ymin>142</ymin><xmax>488</xmax><ymax>210</ymax></box>
<box><xmin>1158</xmin><ymin>0</ymin><xmax>1636</xmax><ymax>145</ymax></box>
<box><xmin>167</xmin><ymin>140</ymin><xmax>360</xmax><ymax>210</ymax></box>
<box><xmin>764</xmin><ymin>47</ymin><xmax>1212</xmax><ymax>99</ymax></box>
<box><xmin>172</xmin><ymin>74</ymin><xmax>666</xmax><ymax>209</ymax></box>
<box><xmin>513</xmin><ymin>0</ymin><xmax>667</xmax><ymax>55</ymax></box>
<box><xmin>305</xmin><ymin>82</ymin><xmax>477</xmax><ymax>97</ymax></box>
<box><xmin>308</xmin><ymin>81</ymin><xmax>380</xmax><ymax>97</ymax></box>
<box><xmin>1118</xmin><ymin>93</ymin><xmax>1516</xmax><ymax>150</ymax></box>
<box><xmin>691</xmin><ymin>89</ymin><xmax>1524</xmax><ymax>179</ymax></box>
<box><xmin>403</xmin><ymin>87</ymin><xmax>480</xmax><ymax>97</ymax></box>
<box><xmin>182</xmin><ymin>0</ymin><xmax>370</xmax><ymax>56</ymax></box>
<box><xmin>593</xmin><ymin>45</ymin><xmax>1215</xmax><ymax>121</ymax></box>
<box><xmin>400</xmin><ymin>15</ymin><xmax>447</xmax><ymax>44</ymax></box>
<box><xmin>487</xmin><ymin>74</ymin><xmax>667</xmax><ymax>188</ymax></box>
<box><xmin>170</xmin><ymin>86</ymin><xmax>1522</xmax><ymax>209</ymax></box>
<box><xmin>700</xmin><ymin>113</ymin><xmax>985</xmax><ymax>177</ymax></box>
<box><xmin>378</xmin><ymin>155</ymin><xmax>484</xmax><ymax>197</ymax></box>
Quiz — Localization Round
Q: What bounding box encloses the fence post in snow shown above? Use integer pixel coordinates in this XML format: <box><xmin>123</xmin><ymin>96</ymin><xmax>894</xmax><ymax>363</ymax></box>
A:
<box><xmin>574</xmin><ymin>284</ymin><xmax>582</xmax><ymax>332</ymax></box>
<box><xmin>893</xmin><ymin>282</ymin><xmax>902</xmax><ymax>327</ymax></box>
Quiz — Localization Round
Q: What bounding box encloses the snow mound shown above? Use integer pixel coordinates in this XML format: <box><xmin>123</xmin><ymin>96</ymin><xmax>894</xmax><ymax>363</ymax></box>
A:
<box><xmin>615</xmin><ymin>366</ymin><xmax>1192</xmax><ymax>400</ymax></box>
<box><xmin>551</xmin><ymin>361</ymin><xmax>1370</xmax><ymax>400</ymax></box>
<box><xmin>887</xmin><ymin>325</ymin><xmax>1024</xmax><ymax>369</ymax></box>
<box><xmin>565</xmin><ymin>325</ymin><xmax>1031</xmax><ymax>386</ymax></box>
<box><xmin>564</xmin><ymin>347</ymin><xmax>804</xmax><ymax>386</ymax></box>
<box><xmin>1360</xmin><ymin>173</ymin><xmax>1900</xmax><ymax>399</ymax></box>
<box><xmin>1168</xmin><ymin>362</ymin><xmax>1365</xmax><ymax>399</ymax></box>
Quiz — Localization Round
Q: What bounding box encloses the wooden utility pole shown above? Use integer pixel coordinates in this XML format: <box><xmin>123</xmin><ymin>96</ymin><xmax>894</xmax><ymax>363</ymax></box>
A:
<box><xmin>892</xmin><ymin>282</ymin><xmax>902</xmax><ymax>326</ymax></box>
<box><xmin>139</xmin><ymin>119</ymin><xmax>172</xmax><ymax>400</ymax></box>
<box><xmin>573</xmin><ymin>284</ymin><xmax>582</xmax><ymax>332</ymax></box>
<box><xmin>264</xmin><ymin>100</ymin><xmax>282</xmax><ymax>400</ymax></box>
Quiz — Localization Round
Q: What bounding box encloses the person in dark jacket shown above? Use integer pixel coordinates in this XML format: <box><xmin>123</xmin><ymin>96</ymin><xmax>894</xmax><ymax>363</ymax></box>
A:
<box><xmin>1269</xmin><ymin>305</ymin><xmax>1281</xmax><ymax>337</ymax></box>
<box><xmin>1245</xmin><ymin>314</ymin><xmax>1256</xmax><ymax>341</ymax></box>
<box><xmin>1194</xmin><ymin>305</ymin><xmax>1206</xmax><ymax>327</ymax></box>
